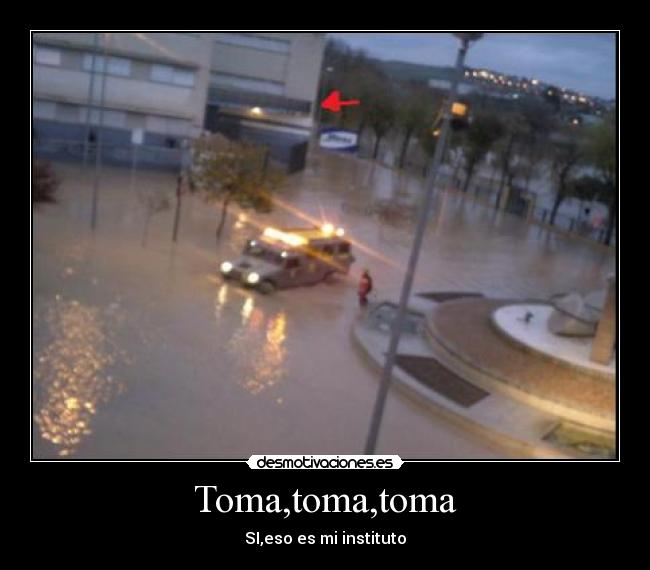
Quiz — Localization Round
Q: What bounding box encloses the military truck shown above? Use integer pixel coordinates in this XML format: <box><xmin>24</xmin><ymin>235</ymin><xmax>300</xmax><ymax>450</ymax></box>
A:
<box><xmin>220</xmin><ymin>225</ymin><xmax>355</xmax><ymax>294</ymax></box>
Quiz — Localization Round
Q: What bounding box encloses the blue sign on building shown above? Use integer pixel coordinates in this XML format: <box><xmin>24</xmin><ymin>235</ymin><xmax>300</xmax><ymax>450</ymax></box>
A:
<box><xmin>319</xmin><ymin>128</ymin><xmax>359</xmax><ymax>153</ymax></box>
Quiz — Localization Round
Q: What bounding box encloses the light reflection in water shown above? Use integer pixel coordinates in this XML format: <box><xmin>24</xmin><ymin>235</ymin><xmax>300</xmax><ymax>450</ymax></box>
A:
<box><xmin>226</xmin><ymin>309</ymin><xmax>288</xmax><ymax>397</ymax></box>
<box><xmin>244</xmin><ymin>312</ymin><xmax>287</xmax><ymax>395</ymax></box>
<box><xmin>214</xmin><ymin>283</ymin><xmax>229</xmax><ymax>320</ymax></box>
<box><xmin>241</xmin><ymin>297</ymin><xmax>254</xmax><ymax>325</ymax></box>
<box><xmin>34</xmin><ymin>299</ymin><xmax>127</xmax><ymax>457</ymax></box>
<box><xmin>212</xmin><ymin>280</ymin><xmax>287</xmax><ymax>397</ymax></box>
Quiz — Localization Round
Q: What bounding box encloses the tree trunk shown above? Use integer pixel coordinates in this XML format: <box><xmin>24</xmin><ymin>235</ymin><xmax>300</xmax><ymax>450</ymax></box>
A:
<box><xmin>462</xmin><ymin>162</ymin><xmax>476</xmax><ymax>193</ymax></box>
<box><xmin>496</xmin><ymin>165</ymin><xmax>508</xmax><ymax>207</ymax></box>
<box><xmin>487</xmin><ymin>163</ymin><xmax>497</xmax><ymax>194</ymax></box>
<box><xmin>549</xmin><ymin>192</ymin><xmax>565</xmax><ymax>227</ymax></box>
<box><xmin>452</xmin><ymin>159</ymin><xmax>463</xmax><ymax>189</ymax></box>
<box><xmin>549</xmin><ymin>165</ymin><xmax>573</xmax><ymax>227</ymax></box>
<box><xmin>398</xmin><ymin>129</ymin><xmax>412</xmax><ymax>170</ymax></box>
<box><xmin>358</xmin><ymin>118</ymin><xmax>367</xmax><ymax>140</ymax></box>
<box><xmin>216</xmin><ymin>197</ymin><xmax>231</xmax><ymax>241</ymax></box>
<box><xmin>604</xmin><ymin>198</ymin><xmax>617</xmax><ymax>246</ymax></box>
<box><xmin>172</xmin><ymin>174</ymin><xmax>183</xmax><ymax>243</ymax></box>
<box><xmin>496</xmin><ymin>134</ymin><xmax>515</xmax><ymax>206</ymax></box>
<box><xmin>372</xmin><ymin>135</ymin><xmax>382</xmax><ymax>160</ymax></box>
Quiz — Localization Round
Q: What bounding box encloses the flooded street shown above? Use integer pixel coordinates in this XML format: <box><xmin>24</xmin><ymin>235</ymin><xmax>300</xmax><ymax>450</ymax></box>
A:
<box><xmin>32</xmin><ymin>152</ymin><xmax>615</xmax><ymax>459</ymax></box>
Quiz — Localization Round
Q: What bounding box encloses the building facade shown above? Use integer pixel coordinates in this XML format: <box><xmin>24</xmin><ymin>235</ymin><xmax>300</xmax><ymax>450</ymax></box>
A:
<box><xmin>206</xmin><ymin>33</ymin><xmax>325</xmax><ymax>170</ymax></box>
<box><xmin>32</xmin><ymin>32</ymin><xmax>326</xmax><ymax>170</ymax></box>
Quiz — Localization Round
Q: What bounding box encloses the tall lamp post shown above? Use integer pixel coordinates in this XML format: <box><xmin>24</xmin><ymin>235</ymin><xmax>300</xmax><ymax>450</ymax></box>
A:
<box><xmin>82</xmin><ymin>32</ymin><xmax>99</xmax><ymax>167</ymax></box>
<box><xmin>364</xmin><ymin>32</ymin><xmax>483</xmax><ymax>455</ymax></box>
<box><xmin>90</xmin><ymin>32</ymin><xmax>109</xmax><ymax>231</ymax></box>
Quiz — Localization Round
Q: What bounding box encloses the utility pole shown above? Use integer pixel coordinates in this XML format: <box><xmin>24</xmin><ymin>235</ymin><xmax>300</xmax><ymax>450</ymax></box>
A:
<box><xmin>364</xmin><ymin>33</ymin><xmax>483</xmax><ymax>455</ymax></box>
<box><xmin>90</xmin><ymin>33</ymin><xmax>109</xmax><ymax>231</ymax></box>
<box><xmin>82</xmin><ymin>32</ymin><xmax>99</xmax><ymax>167</ymax></box>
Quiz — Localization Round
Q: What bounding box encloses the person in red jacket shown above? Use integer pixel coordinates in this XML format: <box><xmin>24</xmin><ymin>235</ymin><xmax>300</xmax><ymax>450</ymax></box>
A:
<box><xmin>358</xmin><ymin>269</ymin><xmax>373</xmax><ymax>307</ymax></box>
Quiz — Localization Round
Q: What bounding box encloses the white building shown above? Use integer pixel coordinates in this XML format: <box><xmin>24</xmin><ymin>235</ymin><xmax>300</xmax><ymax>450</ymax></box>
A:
<box><xmin>32</xmin><ymin>32</ymin><xmax>326</xmax><ymax>170</ymax></box>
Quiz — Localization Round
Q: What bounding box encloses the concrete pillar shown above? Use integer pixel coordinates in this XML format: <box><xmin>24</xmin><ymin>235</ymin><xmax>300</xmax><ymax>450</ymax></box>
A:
<box><xmin>591</xmin><ymin>275</ymin><xmax>616</xmax><ymax>364</ymax></box>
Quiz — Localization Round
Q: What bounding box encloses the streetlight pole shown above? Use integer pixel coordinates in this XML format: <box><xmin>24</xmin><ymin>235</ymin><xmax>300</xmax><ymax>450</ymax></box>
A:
<box><xmin>90</xmin><ymin>32</ymin><xmax>109</xmax><ymax>231</ymax></box>
<box><xmin>364</xmin><ymin>33</ymin><xmax>483</xmax><ymax>455</ymax></box>
<box><xmin>83</xmin><ymin>32</ymin><xmax>99</xmax><ymax>167</ymax></box>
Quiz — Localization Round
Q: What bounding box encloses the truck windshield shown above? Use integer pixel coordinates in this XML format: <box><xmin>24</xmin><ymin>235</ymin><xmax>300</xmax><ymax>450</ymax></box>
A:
<box><xmin>244</xmin><ymin>242</ymin><xmax>283</xmax><ymax>265</ymax></box>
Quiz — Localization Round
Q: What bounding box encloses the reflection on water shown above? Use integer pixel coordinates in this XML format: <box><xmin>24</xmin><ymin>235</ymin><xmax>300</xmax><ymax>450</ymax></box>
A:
<box><xmin>34</xmin><ymin>298</ymin><xmax>127</xmax><ymax>457</ymax></box>
<box><xmin>213</xmin><ymin>281</ymin><xmax>287</xmax><ymax>397</ymax></box>
<box><xmin>214</xmin><ymin>283</ymin><xmax>229</xmax><ymax>320</ymax></box>
<box><xmin>241</xmin><ymin>297</ymin><xmax>254</xmax><ymax>325</ymax></box>
<box><xmin>243</xmin><ymin>312</ymin><xmax>287</xmax><ymax>395</ymax></box>
<box><xmin>225</xmin><ymin>303</ymin><xmax>287</xmax><ymax>396</ymax></box>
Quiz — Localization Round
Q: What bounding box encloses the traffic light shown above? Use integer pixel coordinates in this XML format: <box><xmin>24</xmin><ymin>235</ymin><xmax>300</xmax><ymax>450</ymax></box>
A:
<box><xmin>431</xmin><ymin>101</ymin><xmax>470</xmax><ymax>136</ymax></box>
<box><xmin>451</xmin><ymin>101</ymin><xmax>469</xmax><ymax>131</ymax></box>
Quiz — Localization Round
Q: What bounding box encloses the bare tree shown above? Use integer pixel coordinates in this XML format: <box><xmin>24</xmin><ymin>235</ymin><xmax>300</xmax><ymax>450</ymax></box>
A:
<box><xmin>459</xmin><ymin>112</ymin><xmax>505</xmax><ymax>193</ymax></box>
<box><xmin>396</xmin><ymin>86</ymin><xmax>440</xmax><ymax>170</ymax></box>
<box><xmin>548</xmin><ymin>128</ymin><xmax>583</xmax><ymax>226</ymax></box>
<box><xmin>366</xmin><ymin>91</ymin><xmax>398</xmax><ymax>161</ymax></box>
<box><xmin>584</xmin><ymin>115</ymin><xmax>616</xmax><ymax>244</ymax></box>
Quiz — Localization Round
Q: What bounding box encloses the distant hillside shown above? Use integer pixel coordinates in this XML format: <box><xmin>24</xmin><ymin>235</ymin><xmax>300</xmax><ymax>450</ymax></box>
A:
<box><xmin>372</xmin><ymin>59</ymin><xmax>456</xmax><ymax>83</ymax></box>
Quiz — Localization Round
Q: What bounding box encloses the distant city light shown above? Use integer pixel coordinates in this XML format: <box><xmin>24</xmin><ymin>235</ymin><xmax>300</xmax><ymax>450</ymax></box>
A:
<box><xmin>459</xmin><ymin>67</ymin><xmax>601</xmax><ymax>113</ymax></box>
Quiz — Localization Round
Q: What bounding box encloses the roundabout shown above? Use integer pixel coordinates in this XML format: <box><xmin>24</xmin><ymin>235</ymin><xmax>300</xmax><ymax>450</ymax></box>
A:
<box><xmin>352</xmin><ymin>287</ymin><xmax>616</xmax><ymax>458</ymax></box>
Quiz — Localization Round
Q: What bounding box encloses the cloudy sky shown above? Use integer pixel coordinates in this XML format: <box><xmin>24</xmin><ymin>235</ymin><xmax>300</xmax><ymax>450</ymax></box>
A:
<box><xmin>328</xmin><ymin>32</ymin><xmax>617</xmax><ymax>99</ymax></box>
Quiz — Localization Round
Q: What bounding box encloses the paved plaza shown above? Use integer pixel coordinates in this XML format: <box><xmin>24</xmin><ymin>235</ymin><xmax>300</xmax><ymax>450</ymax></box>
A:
<box><xmin>32</xmin><ymin>151</ymin><xmax>615</xmax><ymax>459</ymax></box>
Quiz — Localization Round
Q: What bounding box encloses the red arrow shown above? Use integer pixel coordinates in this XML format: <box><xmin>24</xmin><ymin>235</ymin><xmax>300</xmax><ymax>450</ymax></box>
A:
<box><xmin>321</xmin><ymin>90</ymin><xmax>360</xmax><ymax>113</ymax></box>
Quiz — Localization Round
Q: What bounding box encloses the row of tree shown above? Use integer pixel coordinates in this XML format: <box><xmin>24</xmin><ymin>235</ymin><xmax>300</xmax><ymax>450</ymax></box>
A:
<box><xmin>320</xmin><ymin>40</ymin><xmax>617</xmax><ymax>245</ymax></box>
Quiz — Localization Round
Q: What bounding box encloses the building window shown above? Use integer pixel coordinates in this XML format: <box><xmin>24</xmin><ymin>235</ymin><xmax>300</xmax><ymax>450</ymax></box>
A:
<box><xmin>211</xmin><ymin>72</ymin><xmax>284</xmax><ymax>96</ymax></box>
<box><xmin>83</xmin><ymin>54</ymin><xmax>131</xmax><ymax>77</ymax></box>
<box><xmin>33</xmin><ymin>100</ymin><xmax>57</xmax><ymax>119</ymax></box>
<box><xmin>146</xmin><ymin>115</ymin><xmax>192</xmax><ymax>137</ymax></box>
<box><xmin>151</xmin><ymin>64</ymin><xmax>195</xmax><ymax>87</ymax></box>
<box><xmin>80</xmin><ymin>107</ymin><xmax>126</xmax><ymax>127</ymax></box>
<box><xmin>57</xmin><ymin>103</ymin><xmax>80</xmax><ymax>122</ymax></box>
<box><xmin>34</xmin><ymin>46</ymin><xmax>61</xmax><ymax>66</ymax></box>
<box><xmin>215</xmin><ymin>33</ymin><xmax>290</xmax><ymax>54</ymax></box>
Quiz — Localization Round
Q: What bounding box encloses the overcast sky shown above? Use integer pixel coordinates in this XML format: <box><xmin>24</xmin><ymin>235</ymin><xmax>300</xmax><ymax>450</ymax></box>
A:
<box><xmin>328</xmin><ymin>32</ymin><xmax>617</xmax><ymax>99</ymax></box>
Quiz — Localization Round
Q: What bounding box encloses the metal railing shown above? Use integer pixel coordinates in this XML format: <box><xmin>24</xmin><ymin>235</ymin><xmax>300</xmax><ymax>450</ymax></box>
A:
<box><xmin>33</xmin><ymin>138</ymin><xmax>186</xmax><ymax>171</ymax></box>
<box><xmin>530</xmin><ymin>205</ymin><xmax>614</xmax><ymax>244</ymax></box>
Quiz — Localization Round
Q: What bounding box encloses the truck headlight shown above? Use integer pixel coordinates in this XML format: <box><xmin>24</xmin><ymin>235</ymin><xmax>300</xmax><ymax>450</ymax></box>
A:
<box><xmin>220</xmin><ymin>261</ymin><xmax>233</xmax><ymax>274</ymax></box>
<box><xmin>246</xmin><ymin>272</ymin><xmax>260</xmax><ymax>285</ymax></box>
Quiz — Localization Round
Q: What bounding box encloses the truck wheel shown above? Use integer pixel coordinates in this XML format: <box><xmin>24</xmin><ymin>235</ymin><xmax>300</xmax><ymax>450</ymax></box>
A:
<box><xmin>258</xmin><ymin>280</ymin><xmax>276</xmax><ymax>295</ymax></box>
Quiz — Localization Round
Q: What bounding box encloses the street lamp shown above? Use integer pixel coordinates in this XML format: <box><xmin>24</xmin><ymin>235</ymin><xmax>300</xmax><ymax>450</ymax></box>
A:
<box><xmin>90</xmin><ymin>32</ymin><xmax>109</xmax><ymax>231</ymax></box>
<box><xmin>364</xmin><ymin>32</ymin><xmax>483</xmax><ymax>455</ymax></box>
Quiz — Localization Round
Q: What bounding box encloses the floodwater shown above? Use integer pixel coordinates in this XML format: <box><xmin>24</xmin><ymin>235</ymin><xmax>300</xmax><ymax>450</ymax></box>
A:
<box><xmin>32</xmin><ymin>151</ymin><xmax>614</xmax><ymax>459</ymax></box>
